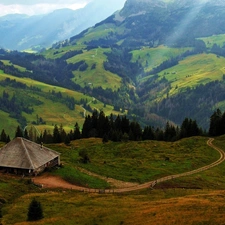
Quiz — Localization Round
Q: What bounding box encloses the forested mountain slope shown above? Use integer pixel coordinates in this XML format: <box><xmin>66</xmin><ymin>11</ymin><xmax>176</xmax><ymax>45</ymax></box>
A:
<box><xmin>1</xmin><ymin>0</ymin><xmax>225</xmax><ymax>133</ymax></box>
<box><xmin>0</xmin><ymin>0</ymin><xmax>126</xmax><ymax>51</ymax></box>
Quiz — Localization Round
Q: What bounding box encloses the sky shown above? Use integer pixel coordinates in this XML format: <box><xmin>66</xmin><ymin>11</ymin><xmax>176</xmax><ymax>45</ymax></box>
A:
<box><xmin>0</xmin><ymin>0</ymin><xmax>93</xmax><ymax>17</ymax></box>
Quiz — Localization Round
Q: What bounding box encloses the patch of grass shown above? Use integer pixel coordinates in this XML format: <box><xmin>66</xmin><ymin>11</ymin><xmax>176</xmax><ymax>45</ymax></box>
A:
<box><xmin>1</xmin><ymin>137</ymin><xmax>225</xmax><ymax>224</ymax></box>
<box><xmin>0</xmin><ymin>71</ymin><xmax>121</xmax><ymax>137</ymax></box>
<box><xmin>199</xmin><ymin>34</ymin><xmax>225</xmax><ymax>48</ymax></box>
<box><xmin>132</xmin><ymin>45</ymin><xmax>191</xmax><ymax>72</ymax></box>
<box><xmin>53</xmin><ymin>166</ymin><xmax>110</xmax><ymax>189</ymax></box>
<box><xmin>3</xmin><ymin>188</ymin><xmax>225</xmax><ymax>225</ymax></box>
<box><xmin>67</xmin><ymin>47</ymin><xmax>121</xmax><ymax>90</ymax></box>
<box><xmin>0</xmin><ymin>60</ymin><xmax>27</xmax><ymax>72</ymax></box>
<box><xmin>157</xmin><ymin>53</ymin><xmax>225</xmax><ymax>97</ymax></box>
<box><xmin>48</xmin><ymin>137</ymin><xmax>219</xmax><ymax>184</ymax></box>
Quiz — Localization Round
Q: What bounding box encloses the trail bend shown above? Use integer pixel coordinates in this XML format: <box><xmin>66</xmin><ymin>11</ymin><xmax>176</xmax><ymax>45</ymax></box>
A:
<box><xmin>33</xmin><ymin>138</ymin><xmax>225</xmax><ymax>193</ymax></box>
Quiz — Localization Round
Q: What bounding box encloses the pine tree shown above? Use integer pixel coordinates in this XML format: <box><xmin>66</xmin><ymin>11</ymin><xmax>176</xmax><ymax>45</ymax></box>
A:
<box><xmin>53</xmin><ymin>125</ymin><xmax>61</xmax><ymax>143</ymax></box>
<box><xmin>0</xmin><ymin>129</ymin><xmax>7</xmax><ymax>142</ymax></box>
<box><xmin>15</xmin><ymin>126</ymin><xmax>23</xmax><ymax>138</ymax></box>
<box><xmin>27</xmin><ymin>198</ymin><xmax>43</xmax><ymax>221</ymax></box>
<box><xmin>209</xmin><ymin>109</ymin><xmax>222</xmax><ymax>136</ymax></box>
<box><xmin>73</xmin><ymin>122</ymin><xmax>81</xmax><ymax>140</ymax></box>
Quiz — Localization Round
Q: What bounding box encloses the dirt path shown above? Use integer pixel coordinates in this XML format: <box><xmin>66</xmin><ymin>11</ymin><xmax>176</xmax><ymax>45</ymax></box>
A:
<box><xmin>33</xmin><ymin>138</ymin><xmax>225</xmax><ymax>193</ymax></box>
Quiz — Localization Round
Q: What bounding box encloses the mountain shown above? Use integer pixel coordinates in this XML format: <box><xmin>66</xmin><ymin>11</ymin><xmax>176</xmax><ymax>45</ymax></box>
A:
<box><xmin>1</xmin><ymin>0</ymin><xmax>225</xmax><ymax>134</ymax></box>
<box><xmin>0</xmin><ymin>0</ymin><xmax>126</xmax><ymax>51</ymax></box>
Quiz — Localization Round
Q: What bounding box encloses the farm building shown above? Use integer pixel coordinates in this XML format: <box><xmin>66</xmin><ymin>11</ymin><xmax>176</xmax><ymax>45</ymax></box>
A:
<box><xmin>0</xmin><ymin>137</ymin><xmax>60</xmax><ymax>175</ymax></box>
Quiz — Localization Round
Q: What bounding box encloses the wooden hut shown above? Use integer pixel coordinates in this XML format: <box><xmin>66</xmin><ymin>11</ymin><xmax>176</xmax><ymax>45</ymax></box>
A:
<box><xmin>0</xmin><ymin>137</ymin><xmax>60</xmax><ymax>175</ymax></box>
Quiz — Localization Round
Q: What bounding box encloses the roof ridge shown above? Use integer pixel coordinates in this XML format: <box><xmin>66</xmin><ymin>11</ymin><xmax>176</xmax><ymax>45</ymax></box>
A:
<box><xmin>21</xmin><ymin>138</ymin><xmax>61</xmax><ymax>155</ymax></box>
<box><xmin>20</xmin><ymin>138</ymin><xmax>35</xmax><ymax>170</ymax></box>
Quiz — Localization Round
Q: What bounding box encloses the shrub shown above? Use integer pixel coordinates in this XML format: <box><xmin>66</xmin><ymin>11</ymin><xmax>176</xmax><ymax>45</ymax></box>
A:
<box><xmin>27</xmin><ymin>198</ymin><xmax>43</xmax><ymax>221</ymax></box>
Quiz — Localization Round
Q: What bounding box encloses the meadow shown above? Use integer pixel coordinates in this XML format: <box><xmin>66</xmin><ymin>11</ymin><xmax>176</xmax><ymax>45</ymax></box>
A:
<box><xmin>1</xmin><ymin>136</ymin><xmax>225</xmax><ymax>224</ymax></box>
<box><xmin>0</xmin><ymin>70</ymin><xmax>119</xmax><ymax>137</ymax></box>
<box><xmin>67</xmin><ymin>47</ymin><xmax>122</xmax><ymax>90</ymax></box>
<box><xmin>132</xmin><ymin>45</ymin><xmax>191</xmax><ymax>72</ymax></box>
<box><xmin>145</xmin><ymin>53</ymin><xmax>225</xmax><ymax>100</ymax></box>
<box><xmin>199</xmin><ymin>34</ymin><xmax>225</xmax><ymax>48</ymax></box>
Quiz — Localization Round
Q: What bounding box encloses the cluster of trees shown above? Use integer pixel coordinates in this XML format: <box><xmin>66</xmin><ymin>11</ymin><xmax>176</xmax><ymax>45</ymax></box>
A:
<box><xmin>209</xmin><ymin>109</ymin><xmax>225</xmax><ymax>136</ymax></box>
<box><xmin>3</xmin><ymin>108</ymin><xmax>225</xmax><ymax>145</ymax></box>
<box><xmin>0</xmin><ymin>90</ymin><xmax>34</xmax><ymax>127</ymax></box>
<box><xmin>104</xmin><ymin>47</ymin><xmax>143</xmax><ymax>83</ymax></box>
<box><xmin>49</xmin><ymin>90</ymin><xmax>76</xmax><ymax>110</ymax></box>
<box><xmin>134</xmin><ymin>79</ymin><xmax>225</xmax><ymax>129</ymax></box>
<box><xmin>0</xmin><ymin>129</ymin><xmax>10</xmax><ymax>143</ymax></box>
<box><xmin>12</xmin><ymin>111</ymin><xmax>202</xmax><ymax>145</ymax></box>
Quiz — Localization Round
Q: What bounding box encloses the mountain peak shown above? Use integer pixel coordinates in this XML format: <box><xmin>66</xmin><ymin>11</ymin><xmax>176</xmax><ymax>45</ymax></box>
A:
<box><xmin>120</xmin><ymin>0</ymin><xmax>167</xmax><ymax>17</ymax></box>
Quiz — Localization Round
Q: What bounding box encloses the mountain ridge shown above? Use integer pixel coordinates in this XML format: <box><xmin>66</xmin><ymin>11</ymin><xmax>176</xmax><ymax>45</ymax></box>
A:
<box><xmin>0</xmin><ymin>0</ymin><xmax>126</xmax><ymax>51</ymax></box>
<box><xmin>1</xmin><ymin>0</ymin><xmax>225</xmax><ymax>132</ymax></box>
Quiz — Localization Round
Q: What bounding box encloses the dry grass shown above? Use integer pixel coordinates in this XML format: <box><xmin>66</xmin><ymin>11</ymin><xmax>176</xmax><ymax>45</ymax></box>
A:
<box><xmin>2</xmin><ymin>189</ymin><xmax>225</xmax><ymax>225</ymax></box>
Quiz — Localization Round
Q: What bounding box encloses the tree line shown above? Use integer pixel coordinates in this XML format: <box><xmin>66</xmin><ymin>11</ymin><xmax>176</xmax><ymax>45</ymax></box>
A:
<box><xmin>1</xmin><ymin>108</ymin><xmax>225</xmax><ymax>144</ymax></box>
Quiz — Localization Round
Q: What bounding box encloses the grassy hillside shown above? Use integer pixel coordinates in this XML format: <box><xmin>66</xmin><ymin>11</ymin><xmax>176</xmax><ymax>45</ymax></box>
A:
<box><xmin>0</xmin><ymin>70</ymin><xmax>119</xmax><ymax>138</ymax></box>
<box><xmin>199</xmin><ymin>34</ymin><xmax>225</xmax><ymax>48</ymax></box>
<box><xmin>67</xmin><ymin>48</ymin><xmax>122</xmax><ymax>90</ymax></box>
<box><xmin>51</xmin><ymin>137</ymin><xmax>219</xmax><ymax>184</ymax></box>
<box><xmin>43</xmin><ymin>45</ymin><xmax>122</xmax><ymax>91</ymax></box>
<box><xmin>1</xmin><ymin>136</ymin><xmax>225</xmax><ymax>224</ymax></box>
<box><xmin>158</xmin><ymin>53</ymin><xmax>225</xmax><ymax>96</ymax></box>
<box><xmin>132</xmin><ymin>45</ymin><xmax>191</xmax><ymax>72</ymax></box>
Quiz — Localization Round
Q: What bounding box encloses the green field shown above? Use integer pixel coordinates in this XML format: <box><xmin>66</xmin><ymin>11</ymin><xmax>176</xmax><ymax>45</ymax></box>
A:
<box><xmin>43</xmin><ymin>44</ymin><xmax>87</xmax><ymax>59</ymax></box>
<box><xmin>155</xmin><ymin>53</ymin><xmax>225</xmax><ymax>97</ymax></box>
<box><xmin>43</xmin><ymin>45</ymin><xmax>122</xmax><ymax>90</ymax></box>
<box><xmin>67</xmin><ymin>48</ymin><xmax>122</xmax><ymax>90</ymax></box>
<box><xmin>53</xmin><ymin>137</ymin><xmax>219</xmax><ymax>184</ymax></box>
<box><xmin>132</xmin><ymin>45</ymin><xmax>191</xmax><ymax>72</ymax></box>
<box><xmin>199</xmin><ymin>34</ymin><xmax>225</xmax><ymax>48</ymax></box>
<box><xmin>0</xmin><ymin>71</ymin><xmax>120</xmax><ymax>137</ymax></box>
<box><xmin>0</xmin><ymin>60</ymin><xmax>27</xmax><ymax>72</ymax></box>
<box><xmin>1</xmin><ymin>136</ymin><xmax>225</xmax><ymax>224</ymax></box>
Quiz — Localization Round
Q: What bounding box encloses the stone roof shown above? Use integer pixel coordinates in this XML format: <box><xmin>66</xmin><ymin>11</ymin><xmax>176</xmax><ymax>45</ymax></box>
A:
<box><xmin>0</xmin><ymin>137</ymin><xmax>60</xmax><ymax>170</ymax></box>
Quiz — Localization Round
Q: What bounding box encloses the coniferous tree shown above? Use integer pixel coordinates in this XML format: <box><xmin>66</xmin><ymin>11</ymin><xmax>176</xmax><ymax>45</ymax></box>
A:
<box><xmin>27</xmin><ymin>198</ymin><xmax>43</xmax><ymax>221</ymax></box>
<box><xmin>6</xmin><ymin>135</ymin><xmax>10</xmax><ymax>143</ymax></box>
<box><xmin>64</xmin><ymin>134</ymin><xmax>71</xmax><ymax>145</ymax></box>
<box><xmin>24</xmin><ymin>129</ymin><xmax>29</xmax><ymax>140</ymax></box>
<box><xmin>73</xmin><ymin>122</ymin><xmax>81</xmax><ymax>140</ymax></box>
<box><xmin>0</xmin><ymin>129</ymin><xmax>7</xmax><ymax>142</ymax></box>
<box><xmin>209</xmin><ymin>109</ymin><xmax>223</xmax><ymax>136</ymax></box>
<box><xmin>53</xmin><ymin>125</ymin><xmax>61</xmax><ymax>143</ymax></box>
<box><xmin>15</xmin><ymin>125</ymin><xmax>23</xmax><ymax>138</ymax></box>
<box><xmin>142</xmin><ymin>126</ymin><xmax>155</xmax><ymax>140</ymax></box>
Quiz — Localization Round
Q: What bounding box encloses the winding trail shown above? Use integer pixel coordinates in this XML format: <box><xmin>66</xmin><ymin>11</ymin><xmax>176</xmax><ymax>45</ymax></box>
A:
<box><xmin>33</xmin><ymin>138</ymin><xmax>225</xmax><ymax>193</ymax></box>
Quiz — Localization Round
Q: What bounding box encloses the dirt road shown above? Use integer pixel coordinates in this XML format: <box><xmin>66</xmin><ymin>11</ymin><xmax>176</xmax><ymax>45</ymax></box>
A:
<box><xmin>33</xmin><ymin>138</ymin><xmax>225</xmax><ymax>193</ymax></box>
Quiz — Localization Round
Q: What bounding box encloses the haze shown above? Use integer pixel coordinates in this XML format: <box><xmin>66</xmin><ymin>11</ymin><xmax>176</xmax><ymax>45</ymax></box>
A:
<box><xmin>0</xmin><ymin>0</ymin><xmax>125</xmax><ymax>17</ymax></box>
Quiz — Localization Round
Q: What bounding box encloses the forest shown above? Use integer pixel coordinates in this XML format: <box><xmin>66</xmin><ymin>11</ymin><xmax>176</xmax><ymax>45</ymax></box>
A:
<box><xmin>1</xmin><ymin>108</ymin><xmax>224</xmax><ymax>147</ymax></box>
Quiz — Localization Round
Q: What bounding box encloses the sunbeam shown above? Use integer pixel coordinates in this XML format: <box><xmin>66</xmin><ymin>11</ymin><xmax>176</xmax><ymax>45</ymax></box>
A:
<box><xmin>166</xmin><ymin>0</ymin><xmax>210</xmax><ymax>46</ymax></box>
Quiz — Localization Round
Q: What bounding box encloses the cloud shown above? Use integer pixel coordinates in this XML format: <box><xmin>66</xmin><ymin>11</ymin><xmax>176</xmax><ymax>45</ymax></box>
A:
<box><xmin>0</xmin><ymin>0</ymin><xmax>92</xmax><ymax>16</ymax></box>
<box><xmin>0</xmin><ymin>0</ymin><xmax>90</xmax><ymax>5</ymax></box>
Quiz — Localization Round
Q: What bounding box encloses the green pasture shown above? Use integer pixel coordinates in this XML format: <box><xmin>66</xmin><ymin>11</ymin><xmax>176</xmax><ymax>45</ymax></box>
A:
<box><xmin>199</xmin><ymin>34</ymin><xmax>225</xmax><ymax>48</ymax></box>
<box><xmin>43</xmin><ymin>44</ymin><xmax>86</xmax><ymax>59</ymax></box>
<box><xmin>76</xmin><ymin>24</ymin><xmax>116</xmax><ymax>44</ymax></box>
<box><xmin>0</xmin><ymin>71</ymin><xmax>120</xmax><ymax>137</ymax></box>
<box><xmin>132</xmin><ymin>45</ymin><xmax>191</xmax><ymax>72</ymax></box>
<box><xmin>1</xmin><ymin>136</ymin><xmax>225</xmax><ymax>224</ymax></box>
<box><xmin>0</xmin><ymin>111</ymin><xmax>19</xmax><ymax>138</ymax></box>
<box><xmin>0</xmin><ymin>60</ymin><xmax>27</xmax><ymax>72</ymax></box>
<box><xmin>157</xmin><ymin>135</ymin><xmax>225</xmax><ymax>190</ymax></box>
<box><xmin>157</xmin><ymin>53</ymin><xmax>225</xmax><ymax>96</ymax></box>
<box><xmin>48</xmin><ymin>137</ymin><xmax>219</xmax><ymax>184</ymax></box>
<box><xmin>67</xmin><ymin>47</ymin><xmax>122</xmax><ymax>90</ymax></box>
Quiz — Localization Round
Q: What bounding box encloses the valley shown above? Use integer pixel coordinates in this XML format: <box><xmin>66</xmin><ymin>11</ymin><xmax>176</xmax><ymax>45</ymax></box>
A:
<box><xmin>1</xmin><ymin>0</ymin><xmax>225</xmax><ymax>224</ymax></box>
